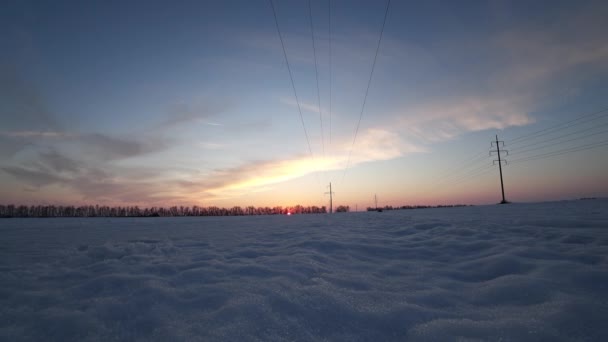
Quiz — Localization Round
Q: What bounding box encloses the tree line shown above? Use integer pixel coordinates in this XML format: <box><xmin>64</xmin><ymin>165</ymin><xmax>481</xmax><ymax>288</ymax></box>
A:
<box><xmin>0</xmin><ymin>203</ymin><xmax>471</xmax><ymax>218</ymax></box>
<box><xmin>0</xmin><ymin>204</ymin><xmax>333</xmax><ymax>218</ymax></box>
<box><xmin>366</xmin><ymin>204</ymin><xmax>471</xmax><ymax>211</ymax></box>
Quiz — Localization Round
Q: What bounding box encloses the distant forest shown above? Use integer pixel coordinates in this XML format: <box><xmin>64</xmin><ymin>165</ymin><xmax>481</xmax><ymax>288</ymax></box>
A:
<box><xmin>366</xmin><ymin>204</ymin><xmax>471</xmax><ymax>211</ymax></box>
<box><xmin>0</xmin><ymin>204</ymin><xmax>333</xmax><ymax>218</ymax></box>
<box><xmin>0</xmin><ymin>203</ymin><xmax>473</xmax><ymax>218</ymax></box>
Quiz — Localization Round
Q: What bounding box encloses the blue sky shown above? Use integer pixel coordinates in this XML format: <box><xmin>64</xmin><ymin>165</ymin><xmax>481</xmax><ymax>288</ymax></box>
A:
<box><xmin>1</xmin><ymin>0</ymin><xmax>607</xmax><ymax>208</ymax></box>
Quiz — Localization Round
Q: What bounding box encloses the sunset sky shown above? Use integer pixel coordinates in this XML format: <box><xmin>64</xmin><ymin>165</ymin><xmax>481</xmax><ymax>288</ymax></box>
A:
<box><xmin>1</xmin><ymin>0</ymin><xmax>608</xmax><ymax>209</ymax></box>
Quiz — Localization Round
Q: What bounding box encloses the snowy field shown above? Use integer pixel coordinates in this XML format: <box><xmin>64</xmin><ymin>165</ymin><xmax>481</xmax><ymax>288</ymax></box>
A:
<box><xmin>1</xmin><ymin>200</ymin><xmax>608</xmax><ymax>341</ymax></box>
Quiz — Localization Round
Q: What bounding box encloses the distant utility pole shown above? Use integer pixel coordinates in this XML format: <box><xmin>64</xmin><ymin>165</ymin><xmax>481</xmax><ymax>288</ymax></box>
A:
<box><xmin>490</xmin><ymin>134</ymin><xmax>509</xmax><ymax>204</ymax></box>
<box><xmin>325</xmin><ymin>182</ymin><xmax>335</xmax><ymax>213</ymax></box>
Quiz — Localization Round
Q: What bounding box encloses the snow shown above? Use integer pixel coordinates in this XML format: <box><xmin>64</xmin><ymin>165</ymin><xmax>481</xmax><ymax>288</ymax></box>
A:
<box><xmin>1</xmin><ymin>200</ymin><xmax>608</xmax><ymax>341</ymax></box>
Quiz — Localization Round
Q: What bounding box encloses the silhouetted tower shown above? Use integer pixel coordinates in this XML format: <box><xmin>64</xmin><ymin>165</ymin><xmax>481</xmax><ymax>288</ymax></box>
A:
<box><xmin>325</xmin><ymin>182</ymin><xmax>335</xmax><ymax>214</ymax></box>
<box><xmin>490</xmin><ymin>135</ymin><xmax>509</xmax><ymax>204</ymax></box>
<box><xmin>374</xmin><ymin>194</ymin><xmax>382</xmax><ymax>212</ymax></box>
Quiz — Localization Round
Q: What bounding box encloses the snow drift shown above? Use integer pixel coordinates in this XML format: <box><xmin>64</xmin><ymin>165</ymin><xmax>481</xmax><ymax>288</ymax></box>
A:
<box><xmin>1</xmin><ymin>200</ymin><xmax>607</xmax><ymax>341</ymax></box>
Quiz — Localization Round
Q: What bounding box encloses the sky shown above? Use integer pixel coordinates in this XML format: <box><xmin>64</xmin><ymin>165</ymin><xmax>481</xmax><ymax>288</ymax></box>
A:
<box><xmin>1</xmin><ymin>0</ymin><xmax>608</xmax><ymax>209</ymax></box>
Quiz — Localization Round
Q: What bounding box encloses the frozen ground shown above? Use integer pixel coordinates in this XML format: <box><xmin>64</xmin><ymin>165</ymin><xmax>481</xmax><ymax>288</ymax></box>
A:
<box><xmin>1</xmin><ymin>200</ymin><xmax>608</xmax><ymax>341</ymax></box>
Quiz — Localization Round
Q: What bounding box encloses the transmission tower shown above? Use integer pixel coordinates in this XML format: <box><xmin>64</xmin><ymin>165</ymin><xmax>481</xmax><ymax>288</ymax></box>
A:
<box><xmin>490</xmin><ymin>134</ymin><xmax>509</xmax><ymax>204</ymax></box>
<box><xmin>325</xmin><ymin>182</ymin><xmax>335</xmax><ymax>213</ymax></box>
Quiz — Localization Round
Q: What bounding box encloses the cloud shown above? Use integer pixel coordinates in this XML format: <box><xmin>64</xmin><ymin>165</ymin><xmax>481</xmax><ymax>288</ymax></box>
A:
<box><xmin>2</xmin><ymin>165</ymin><xmax>67</xmax><ymax>188</ymax></box>
<box><xmin>179</xmin><ymin>128</ymin><xmax>424</xmax><ymax>199</ymax></box>
<box><xmin>350</xmin><ymin>128</ymin><xmax>425</xmax><ymax>164</ymax></box>
<box><xmin>371</xmin><ymin>5</ymin><xmax>608</xmax><ymax>145</ymax></box>
<box><xmin>1</xmin><ymin>126</ymin><xmax>416</xmax><ymax>205</ymax></box>
<box><xmin>68</xmin><ymin>176</ymin><xmax>179</xmax><ymax>205</ymax></box>
<box><xmin>176</xmin><ymin>157</ymin><xmax>329</xmax><ymax>200</ymax></box>
<box><xmin>79</xmin><ymin>133</ymin><xmax>167</xmax><ymax>160</ymax></box>
<box><xmin>0</xmin><ymin>131</ymin><xmax>72</xmax><ymax>138</ymax></box>
<box><xmin>36</xmin><ymin>150</ymin><xmax>82</xmax><ymax>173</ymax></box>
<box><xmin>158</xmin><ymin>100</ymin><xmax>229</xmax><ymax>129</ymax></box>
<box><xmin>247</xmin><ymin>28</ymin><xmax>539</xmax><ymax>147</ymax></box>
<box><xmin>491</xmin><ymin>21</ymin><xmax>608</xmax><ymax>91</ymax></box>
<box><xmin>0</xmin><ymin>67</ymin><xmax>169</xmax><ymax>161</ymax></box>
<box><xmin>0</xmin><ymin>130</ymin><xmax>167</xmax><ymax>161</ymax></box>
<box><xmin>395</xmin><ymin>96</ymin><xmax>534</xmax><ymax>143</ymax></box>
<box><xmin>333</xmin><ymin>4</ymin><xmax>607</xmax><ymax>148</ymax></box>
<box><xmin>1</xmin><ymin>150</ymin><xmax>188</xmax><ymax>205</ymax></box>
<box><xmin>218</xmin><ymin>118</ymin><xmax>273</xmax><ymax>134</ymax></box>
<box><xmin>280</xmin><ymin>98</ymin><xmax>325</xmax><ymax>115</ymax></box>
<box><xmin>238</xmin><ymin>30</ymin><xmax>315</xmax><ymax>66</ymax></box>
<box><xmin>0</xmin><ymin>131</ymin><xmax>71</xmax><ymax>159</ymax></box>
<box><xmin>196</xmin><ymin>142</ymin><xmax>224</xmax><ymax>150</ymax></box>
<box><xmin>0</xmin><ymin>135</ymin><xmax>29</xmax><ymax>159</ymax></box>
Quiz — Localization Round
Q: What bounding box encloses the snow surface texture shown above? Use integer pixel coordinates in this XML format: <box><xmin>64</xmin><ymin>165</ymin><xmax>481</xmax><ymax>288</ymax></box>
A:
<box><xmin>1</xmin><ymin>200</ymin><xmax>608</xmax><ymax>341</ymax></box>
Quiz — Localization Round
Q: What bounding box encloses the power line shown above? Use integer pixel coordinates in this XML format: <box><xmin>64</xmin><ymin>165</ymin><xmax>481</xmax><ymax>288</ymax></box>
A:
<box><xmin>430</xmin><ymin>159</ymin><xmax>491</xmax><ymax>189</ymax></box>
<box><xmin>328</xmin><ymin>0</ymin><xmax>332</xmax><ymax>147</ymax></box>
<box><xmin>432</xmin><ymin>150</ymin><xmax>489</xmax><ymax>184</ymax></box>
<box><xmin>510</xmin><ymin>139</ymin><xmax>608</xmax><ymax>165</ymax></box>
<box><xmin>448</xmin><ymin>165</ymin><xmax>494</xmax><ymax>188</ymax></box>
<box><xmin>428</xmin><ymin>149</ymin><xmax>493</xmax><ymax>189</ymax></box>
<box><xmin>268</xmin><ymin>0</ymin><xmax>321</xmax><ymax>191</ymax></box>
<box><xmin>268</xmin><ymin>0</ymin><xmax>314</xmax><ymax>158</ymax></box>
<box><xmin>341</xmin><ymin>0</ymin><xmax>391</xmax><ymax>183</ymax></box>
<box><xmin>433</xmin><ymin>150</ymin><xmax>485</xmax><ymax>179</ymax></box>
<box><xmin>444</xmin><ymin>163</ymin><xmax>494</xmax><ymax>186</ymax></box>
<box><xmin>443</xmin><ymin>136</ymin><xmax>608</xmax><ymax>197</ymax></box>
<box><xmin>309</xmin><ymin>0</ymin><xmax>325</xmax><ymax>158</ymax></box>
<box><xmin>508</xmin><ymin>107</ymin><xmax>608</xmax><ymax>146</ymax></box>
<box><xmin>509</xmin><ymin>112</ymin><xmax>608</xmax><ymax>149</ymax></box>
<box><xmin>511</xmin><ymin>126</ymin><xmax>608</xmax><ymax>157</ymax></box>
<box><xmin>438</xmin><ymin>108</ymin><xmax>608</xmax><ymax>201</ymax></box>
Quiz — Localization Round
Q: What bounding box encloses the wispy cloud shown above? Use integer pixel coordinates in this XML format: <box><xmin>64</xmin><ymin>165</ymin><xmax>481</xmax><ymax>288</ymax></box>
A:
<box><xmin>370</xmin><ymin>5</ymin><xmax>608</xmax><ymax>145</ymax></box>
<box><xmin>158</xmin><ymin>99</ymin><xmax>230</xmax><ymax>129</ymax></box>
<box><xmin>490</xmin><ymin>18</ymin><xmax>608</xmax><ymax>92</ymax></box>
<box><xmin>0</xmin><ymin>131</ymin><xmax>72</xmax><ymax>138</ymax></box>
<box><xmin>0</xmin><ymin>130</ymin><xmax>168</xmax><ymax>161</ymax></box>
<box><xmin>177</xmin><ymin>128</ymin><xmax>425</xmax><ymax>200</ymax></box>
<box><xmin>2</xmin><ymin>165</ymin><xmax>67</xmax><ymax>188</ymax></box>
<box><xmin>0</xmin><ymin>136</ymin><xmax>27</xmax><ymax>159</ymax></box>
<box><xmin>350</xmin><ymin>128</ymin><xmax>426</xmax><ymax>164</ymax></box>
<box><xmin>394</xmin><ymin>96</ymin><xmax>534</xmax><ymax>143</ymax></box>
<box><xmin>176</xmin><ymin>159</ymin><xmax>321</xmax><ymax>200</ymax></box>
<box><xmin>78</xmin><ymin>133</ymin><xmax>167</xmax><ymax>160</ymax></box>
<box><xmin>0</xmin><ymin>65</ymin><xmax>171</xmax><ymax>161</ymax></box>
<box><xmin>280</xmin><ymin>98</ymin><xmax>325</xmax><ymax>115</ymax></box>
<box><xmin>196</xmin><ymin>142</ymin><xmax>225</xmax><ymax>150</ymax></box>
<box><xmin>1</xmin><ymin>150</ymin><xmax>188</xmax><ymax>205</ymax></box>
<box><xmin>36</xmin><ymin>150</ymin><xmax>82</xmax><ymax>173</ymax></box>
